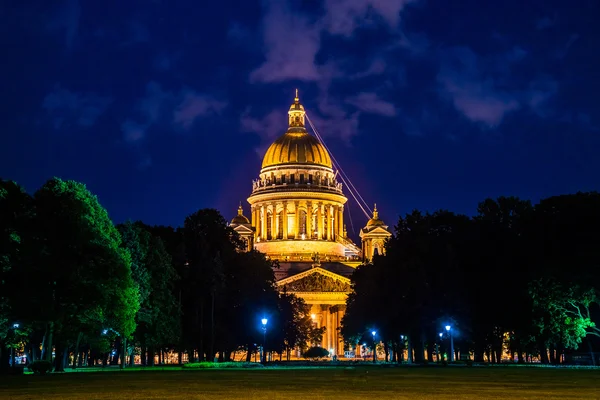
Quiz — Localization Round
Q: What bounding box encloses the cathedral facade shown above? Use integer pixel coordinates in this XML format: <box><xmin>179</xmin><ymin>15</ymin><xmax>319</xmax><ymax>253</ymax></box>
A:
<box><xmin>230</xmin><ymin>92</ymin><xmax>391</xmax><ymax>356</ymax></box>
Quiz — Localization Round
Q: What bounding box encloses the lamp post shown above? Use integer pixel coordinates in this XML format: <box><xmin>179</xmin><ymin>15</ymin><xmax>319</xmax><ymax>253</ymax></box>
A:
<box><xmin>445</xmin><ymin>325</ymin><xmax>454</xmax><ymax>362</ymax></box>
<box><xmin>371</xmin><ymin>330</ymin><xmax>377</xmax><ymax>363</ymax></box>
<box><xmin>261</xmin><ymin>318</ymin><xmax>268</xmax><ymax>363</ymax></box>
<box><xmin>437</xmin><ymin>332</ymin><xmax>443</xmax><ymax>362</ymax></box>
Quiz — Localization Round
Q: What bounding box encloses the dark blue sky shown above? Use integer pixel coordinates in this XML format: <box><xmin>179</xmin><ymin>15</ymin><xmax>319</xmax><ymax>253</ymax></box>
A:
<box><xmin>1</xmin><ymin>0</ymin><xmax>599</xmax><ymax>232</ymax></box>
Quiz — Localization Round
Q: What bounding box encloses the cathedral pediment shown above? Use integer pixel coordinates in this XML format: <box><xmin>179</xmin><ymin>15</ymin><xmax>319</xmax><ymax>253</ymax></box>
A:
<box><xmin>232</xmin><ymin>224</ymin><xmax>253</xmax><ymax>234</ymax></box>
<box><xmin>277</xmin><ymin>267</ymin><xmax>351</xmax><ymax>292</ymax></box>
<box><xmin>360</xmin><ymin>225</ymin><xmax>392</xmax><ymax>237</ymax></box>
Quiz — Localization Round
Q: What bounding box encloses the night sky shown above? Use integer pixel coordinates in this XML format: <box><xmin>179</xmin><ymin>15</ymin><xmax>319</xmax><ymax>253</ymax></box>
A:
<box><xmin>1</xmin><ymin>0</ymin><xmax>599</xmax><ymax>233</ymax></box>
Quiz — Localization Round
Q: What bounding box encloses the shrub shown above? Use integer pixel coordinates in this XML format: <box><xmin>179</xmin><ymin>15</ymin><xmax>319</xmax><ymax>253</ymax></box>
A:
<box><xmin>303</xmin><ymin>347</ymin><xmax>330</xmax><ymax>360</ymax></box>
<box><xmin>28</xmin><ymin>360</ymin><xmax>53</xmax><ymax>375</ymax></box>
<box><xmin>182</xmin><ymin>362</ymin><xmax>264</xmax><ymax>369</ymax></box>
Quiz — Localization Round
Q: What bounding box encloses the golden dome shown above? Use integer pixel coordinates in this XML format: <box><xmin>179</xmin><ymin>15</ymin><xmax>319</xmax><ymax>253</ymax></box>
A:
<box><xmin>261</xmin><ymin>90</ymin><xmax>333</xmax><ymax>169</ymax></box>
<box><xmin>262</xmin><ymin>132</ymin><xmax>332</xmax><ymax>169</ymax></box>
<box><xmin>366</xmin><ymin>204</ymin><xmax>385</xmax><ymax>227</ymax></box>
<box><xmin>231</xmin><ymin>203</ymin><xmax>250</xmax><ymax>225</ymax></box>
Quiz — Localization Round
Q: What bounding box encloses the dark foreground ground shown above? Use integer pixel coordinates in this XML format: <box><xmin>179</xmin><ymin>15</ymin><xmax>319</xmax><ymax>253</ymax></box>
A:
<box><xmin>1</xmin><ymin>367</ymin><xmax>599</xmax><ymax>399</ymax></box>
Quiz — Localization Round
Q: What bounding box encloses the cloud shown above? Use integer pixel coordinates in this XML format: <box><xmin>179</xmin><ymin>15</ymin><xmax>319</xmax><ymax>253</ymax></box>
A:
<box><xmin>121</xmin><ymin>19</ymin><xmax>150</xmax><ymax>46</ymax></box>
<box><xmin>241</xmin><ymin>109</ymin><xmax>285</xmax><ymax>155</ymax></box>
<box><xmin>322</xmin><ymin>0</ymin><xmax>417</xmax><ymax>36</ymax></box>
<box><xmin>350</xmin><ymin>59</ymin><xmax>387</xmax><ymax>79</ymax></box>
<box><xmin>536</xmin><ymin>16</ymin><xmax>555</xmax><ymax>30</ymax></box>
<box><xmin>173</xmin><ymin>91</ymin><xmax>227</xmax><ymax>129</ymax></box>
<box><xmin>436</xmin><ymin>47</ymin><xmax>557</xmax><ymax>127</ymax></box>
<box><xmin>250</xmin><ymin>0</ymin><xmax>417</xmax><ymax>83</ymax></box>
<box><xmin>250</xmin><ymin>2</ymin><xmax>321</xmax><ymax>83</ymax></box>
<box><xmin>121</xmin><ymin>119</ymin><xmax>147</xmax><ymax>144</ymax></box>
<box><xmin>42</xmin><ymin>85</ymin><xmax>112</xmax><ymax>129</ymax></box>
<box><xmin>122</xmin><ymin>82</ymin><xmax>227</xmax><ymax>143</ymax></box>
<box><xmin>345</xmin><ymin>92</ymin><xmax>396</xmax><ymax>116</ymax></box>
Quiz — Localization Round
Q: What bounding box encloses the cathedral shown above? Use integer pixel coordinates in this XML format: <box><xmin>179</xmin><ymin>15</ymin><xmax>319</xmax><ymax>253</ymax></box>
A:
<box><xmin>230</xmin><ymin>92</ymin><xmax>391</xmax><ymax>357</ymax></box>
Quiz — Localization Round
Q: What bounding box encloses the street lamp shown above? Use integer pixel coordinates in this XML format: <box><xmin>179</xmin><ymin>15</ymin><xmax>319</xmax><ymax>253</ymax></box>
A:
<box><xmin>371</xmin><ymin>330</ymin><xmax>377</xmax><ymax>363</ymax></box>
<box><xmin>261</xmin><ymin>318</ymin><xmax>268</xmax><ymax>363</ymax></box>
<box><xmin>445</xmin><ymin>325</ymin><xmax>454</xmax><ymax>362</ymax></box>
<box><xmin>437</xmin><ymin>332</ymin><xmax>443</xmax><ymax>362</ymax></box>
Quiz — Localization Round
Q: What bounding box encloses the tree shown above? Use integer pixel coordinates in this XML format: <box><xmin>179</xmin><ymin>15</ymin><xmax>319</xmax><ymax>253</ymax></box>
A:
<box><xmin>278</xmin><ymin>292</ymin><xmax>313</xmax><ymax>360</ymax></box>
<box><xmin>180</xmin><ymin>209</ymin><xmax>238</xmax><ymax>361</ymax></box>
<box><xmin>0</xmin><ymin>179</ymin><xmax>33</xmax><ymax>370</ymax></box>
<box><xmin>31</xmin><ymin>178</ymin><xmax>139</xmax><ymax>371</ymax></box>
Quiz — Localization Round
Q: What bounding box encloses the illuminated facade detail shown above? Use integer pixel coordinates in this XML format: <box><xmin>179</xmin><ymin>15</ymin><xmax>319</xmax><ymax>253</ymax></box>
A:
<box><xmin>360</xmin><ymin>204</ymin><xmax>392</xmax><ymax>262</ymax></box>
<box><xmin>234</xmin><ymin>91</ymin><xmax>391</xmax><ymax>356</ymax></box>
<box><xmin>229</xmin><ymin>203</ymin><xmax>254</xmax><ymax>252</ymax></box>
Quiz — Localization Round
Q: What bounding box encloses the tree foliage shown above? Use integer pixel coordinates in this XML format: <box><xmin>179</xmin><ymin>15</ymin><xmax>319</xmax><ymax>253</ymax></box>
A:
<box><xmin>343</xmin><ymin>194</ymin><xmax>600</xmax><ymax>365</ymax></box>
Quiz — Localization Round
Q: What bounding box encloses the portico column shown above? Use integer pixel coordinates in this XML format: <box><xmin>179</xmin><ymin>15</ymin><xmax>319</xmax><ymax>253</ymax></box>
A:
<box><xmin>306</xmin><ymin>202</ymin><xmax>312</xmax><ymax>239</ymax></box>
<box><xmin>282</xmin><ymin>202</ymin><xmax>288</xmax><ymax>240</ymax></box>
<box><xmin>294</xmin><ymin>201</ymin><xmax>300</xmax><ymax>239</ymax></box>
<box><xmin>338</xmin><ymin>205</ymin><xmax>344</xmax><ymax>238</ymax></box>
<box><xmin>317</xmin><ymin>202</ymin><xmax>323</xmax><ymax>240</ymax></box>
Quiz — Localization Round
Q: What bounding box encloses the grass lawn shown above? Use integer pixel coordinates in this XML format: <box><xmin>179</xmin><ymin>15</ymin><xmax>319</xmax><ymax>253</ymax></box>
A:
<box><xmin>1</xmin><ymin>367</ymin><xmax>599</xmax><ymax>399</ymax></box>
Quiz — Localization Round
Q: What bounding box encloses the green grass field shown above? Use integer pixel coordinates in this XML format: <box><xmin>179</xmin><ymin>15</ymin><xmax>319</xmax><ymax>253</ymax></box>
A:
<box><xmin>1</xmin><ymin>367</ymin><xmax>599</xmax><ymax>399</ymax></box>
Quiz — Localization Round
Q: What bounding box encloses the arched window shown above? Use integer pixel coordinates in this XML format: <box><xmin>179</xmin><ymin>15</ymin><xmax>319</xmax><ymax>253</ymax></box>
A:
<box><xmin>299</xmin><ymin>210</ymin><xmax>307</xmax><ymax>236</ymax></box>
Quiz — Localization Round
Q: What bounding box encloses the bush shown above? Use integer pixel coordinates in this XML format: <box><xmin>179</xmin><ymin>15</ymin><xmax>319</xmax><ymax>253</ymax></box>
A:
<box><xmin>303</xmin><ymin>347</ymin><xmax>330</xmax><ymax>360</ymax></box>
<box><xmin>182</xmin><ymin>362</ymin><xmax>264</xmax><ymax>369</ymax></box>
<box><xmin>28</xmin><ymin>360</ymin><xmax>53</xmax><ymax>375</ymax></box>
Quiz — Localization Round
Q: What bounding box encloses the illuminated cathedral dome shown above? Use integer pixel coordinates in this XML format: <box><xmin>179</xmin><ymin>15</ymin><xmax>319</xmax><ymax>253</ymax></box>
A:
<box><xmin>366</xmin><ymin>204</ymin><xmax>385</xmax><ymax>227</ymax></box>
<box><xmin>262</xmin><ymin>132</ymin><xmax>332</xmax><ymax>169</ymax></box>
<box><xmin>261</xmin><ymin>90</ymin><xmax>332</xmax><ymax>170</ymax></box>
<box><xmin>231</xmin><ymin>204</ymin><xmax>250</xmax><ymax>224</ymax></box>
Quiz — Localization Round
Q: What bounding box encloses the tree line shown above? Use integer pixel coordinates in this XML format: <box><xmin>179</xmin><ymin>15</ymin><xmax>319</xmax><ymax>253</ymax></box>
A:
<box><xmin>0</xmin><ymin>177</ymin><xmax>320</xmax><ymax>371</ymax></box>
<box><xmin>342</xmin><ymin>194</ymin><xmax>600</xmax><ymax>365</ymax></box>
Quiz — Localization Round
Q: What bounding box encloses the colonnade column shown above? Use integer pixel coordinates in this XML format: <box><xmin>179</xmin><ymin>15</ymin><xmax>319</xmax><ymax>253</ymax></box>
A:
<box><xmin>282</xmin><ymin>202</ymin><xmax>288</xmax><ymax>240</ymax></box>
<box><xmin>275</xmin><ymin>203</ymin><xmax>280</xmax><ymax>239</ymax></box>
<box><xmin>333</xmin><ymin>205</ymin><xmax>338</xmax><ymax>241</ymax></box>
<box><xmin>260</xmin><ymin>205</ymin><xmax>266</xmax><ymax>241</ymax></box>
<box><xmin>328</xmin><ymin>205</ymin><xmax>334</xmax><ymax>241</ymax></box>
<box><xmin>306</xmin><ymin>202</ymin><xmax>312</xmax><ymax>239</ymax></box>
<box><xmin>269</xmin><ymin>203</ymin><xmax>276</xmax><ymax>240</ymax></box>
<box><xmin>317</xmin><ymin>203</ymin><xmax>323</xmax><ymax>240</ymax></box>
<box><xmin>294</xmin><ymin>201</ymin><xmax>300</xmax><ymax>239</ymax></box>
<box><xmin>251</xmin><ymin>206</ymin><xmax>257</xmax><ymax>237</ymax></box>
<box><xmin>338</xmin><ymin>205</ymin><xmax>344</xmax><ymax>238</ymax></box>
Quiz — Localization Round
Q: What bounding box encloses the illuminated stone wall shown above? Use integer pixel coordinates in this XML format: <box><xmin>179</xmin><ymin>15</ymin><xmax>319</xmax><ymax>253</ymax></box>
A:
<box><xmin>255</xmin><ymin>239</ymin><xmax>348</xmax><ymax>259</ymax></box>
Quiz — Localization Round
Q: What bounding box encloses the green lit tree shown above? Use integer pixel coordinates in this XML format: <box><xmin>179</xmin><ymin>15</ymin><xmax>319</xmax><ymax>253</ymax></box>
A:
<box><xmin>31</xmin><ymin>178</ymin><xmax>139</xmax><ymax>371</ymax></box>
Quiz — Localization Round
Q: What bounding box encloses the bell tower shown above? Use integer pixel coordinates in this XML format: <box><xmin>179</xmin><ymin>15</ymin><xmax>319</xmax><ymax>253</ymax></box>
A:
<box><xmin>360</xmin><ymin>204</ymin><xmax>392</xmax><ymax>262</ymax></box>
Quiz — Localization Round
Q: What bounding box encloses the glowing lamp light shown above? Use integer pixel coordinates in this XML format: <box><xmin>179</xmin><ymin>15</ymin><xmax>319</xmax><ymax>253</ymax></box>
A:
<box><xmin>301</xmin><ymin>233</ymin><xmax>306</xmax><ymax>240</ymax></box>
<box><xmin>445</xmin><ymin>325</ymin><xmax>451</xmax><ymax>332</ymax></box>
<box><xmin>400</xmin><ymin>335</ymin><xmax>404</xmax><ymax>340</ymax></box>
<box><xmin>261</xmin><ymin>318</ymin><xmax>268</xmax><ymax>326</ymax></box>
<box><xmin>363</xmin><ymin>343</ymin><xmax>367</xmax><ymax>346</ymax></box>
<box><xmin>13</xmin><ymin>323</ymin><xmax>19</xmax><ymax>329</ymax></box>
<box><xmin>102</xmin><ymin>329</ymin><xmax>108</xmax><ymax>335</ymax></box>
<box><xmin>371</xmin><ymin>330</ymin><xmax>377</xmax><ymax>337</ymax></box>
<box><xmin>311</xmin><ymin>314</ymin><xmax>316</xmax><ymax>320</ymax></box>
<box><xmin>439</xmin><ymin>332</ymin><xmax>443</xmax><ymax>338</ymax></box>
